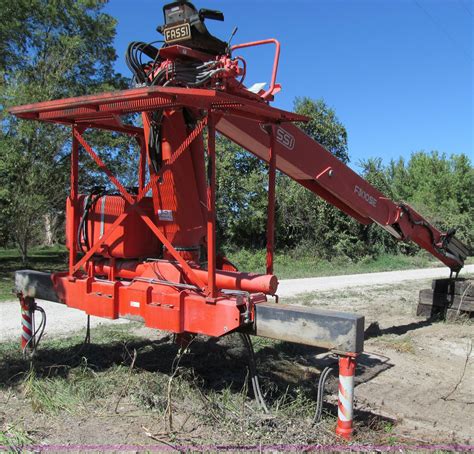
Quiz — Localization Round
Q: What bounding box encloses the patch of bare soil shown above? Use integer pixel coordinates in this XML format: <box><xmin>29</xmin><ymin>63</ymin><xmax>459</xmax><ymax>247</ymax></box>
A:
<box><xmin>284</xmin><ymin>279</ymin><xmax>473</xmax><ymax>444</ymax></box>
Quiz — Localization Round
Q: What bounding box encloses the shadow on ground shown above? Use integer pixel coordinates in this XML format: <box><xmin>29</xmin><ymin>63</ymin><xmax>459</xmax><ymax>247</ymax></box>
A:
<box><xmin>0</xmin><ymin>329</ymin><xmax>395</xmax><ymax>431</ymax></box>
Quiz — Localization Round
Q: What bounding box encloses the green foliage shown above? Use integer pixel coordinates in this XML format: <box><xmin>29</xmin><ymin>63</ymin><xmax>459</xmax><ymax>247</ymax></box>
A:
<box><xmin>391</xmin><ymin>152</ymin><xmax>473</xmax><ymax>246</ymax></box>
<box><xmin>216</xmin><ymin>137</ymin><xmax>268</xmax><ymax>248</ymax></box>
<box><xmin>361</xmin><ymin>151</ymin><xmax>474</xmax><ymax>249</ymax></box>
<box><xmin>293</xmin><ymin>96</ymin><xmax>349</xmax><ymax>163</ymax></box>
<box><xmin>0</xmin><ymin>0</ymin><xmax>133</xmax><ymax>261</ymax></box>
<box><xmin>227</xmin><ymin>248</ymin><xmax>438</xmax><ymax>279</ymax></box>
<box><xmin>274</xmin><ymin>98</ymin><xmax>369</xmax><ymax>259</ymax></box>
<box><xmin>216</xmin><ymin>97</ymin><xmax>363</xmax><ymax>259</ymax></box>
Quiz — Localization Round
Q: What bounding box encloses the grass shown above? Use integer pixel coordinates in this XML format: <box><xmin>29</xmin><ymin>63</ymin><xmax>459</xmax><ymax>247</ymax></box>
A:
<box><xmin>226</xmin><ymin>249</ymin><xmax>443</xmax><ymax>279</ymax></box>
<box><xmin>375</xmin><ymin>335</ymin><xmax>416</xmax><ymax>354</ymax></box>
<box><xmin>0</xmin><ymin>245</ymin><xmax>67</xmax><ymax>301</ymax></box>
<box><xmin>0</xmin><ymin>424</ymin><xmax>34</xmax><ymax>450</ymax></box>
<box><xmin>0</xmin><ymin>324</ymin><xmax>393</xmax><ymax>447</ymax></box>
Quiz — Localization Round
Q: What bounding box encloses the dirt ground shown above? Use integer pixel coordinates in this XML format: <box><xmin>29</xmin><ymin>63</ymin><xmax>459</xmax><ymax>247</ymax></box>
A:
<box><xmin>284</xmin><ymin>279</ymin><xmax>474</xmax><ymax>445</ymax></box>
<box><xmin>0</xmin><ymin>276</ymin><xmax>473</xmax><ymax>450</ymax></box>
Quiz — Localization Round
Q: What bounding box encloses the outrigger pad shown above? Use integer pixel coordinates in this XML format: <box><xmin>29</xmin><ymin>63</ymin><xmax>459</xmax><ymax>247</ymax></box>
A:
<box><xmin>252</xmin><ymin>303</ymin><xmax>364</xmax><ymax>354</ymax></box>
<box><xmin>15</xmin><ymin>270</ymin><xmax>61</xmax><ymax>303</ymax></box>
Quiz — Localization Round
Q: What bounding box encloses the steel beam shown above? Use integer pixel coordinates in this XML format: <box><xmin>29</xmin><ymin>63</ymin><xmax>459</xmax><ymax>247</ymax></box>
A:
<box><xmin>15</xmin><ymin>270</ymin><xmax>61</xmax><ymax>303</ymax></box>
<box><xmin>252</xmin><ymin>303</ymin><xmax>364</xmax><ymax>354</ymax></box>
<box><xmin>15</xmin><ymin>270</ymin><xmax>364</xmax><ymax>354</ymax></box>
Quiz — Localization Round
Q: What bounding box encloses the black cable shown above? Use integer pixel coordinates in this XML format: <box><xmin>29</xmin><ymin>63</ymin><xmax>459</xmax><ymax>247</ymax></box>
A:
<box><xmin>22</xmin><ymin>305</ymin><xmax>46</xmax><ymax>358</ymax></box>
<box><xmin>313</xmin><ymin>366</ymin><xmax>334</xmax><ymax>424</ymax></box>
<box><xmin>239</xmin><ymin>333</ymin><xmax>269</xmax><ymax>413</ymax></box>
<box><xmin>126</xmin><ymin>40</ymin><xmax>164</xmax><ymax>86</ymax></box>
<box><xmin>77</xmin><ymin>189</ymin><xmax>104</xmax><ymax>253</ymax></box>
<box><xmin>84</xmin><ymin>315</ymin><xmax>91</xmax><ymax>345</ymax></box>
<box><xmin>398</xmin><ymin>203</ymin><xmax>450</xmax><ymax>257</ymax></box>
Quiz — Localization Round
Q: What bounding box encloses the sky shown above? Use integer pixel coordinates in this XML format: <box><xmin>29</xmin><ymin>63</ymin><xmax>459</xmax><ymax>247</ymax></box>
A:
<box><xmin>104</xmin><ymin>0</ymin><xmax>473</xmax><ymax>168</ymax></box>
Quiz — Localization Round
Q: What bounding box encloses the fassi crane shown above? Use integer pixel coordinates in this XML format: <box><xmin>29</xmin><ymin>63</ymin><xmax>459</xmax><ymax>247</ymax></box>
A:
<box><xmin>10</xmin><ymin>1</ymin><xmax>470</xmax><ymax>440</ymax></box>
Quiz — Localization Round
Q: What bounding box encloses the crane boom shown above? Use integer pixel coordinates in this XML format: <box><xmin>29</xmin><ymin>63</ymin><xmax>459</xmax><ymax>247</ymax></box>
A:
<box><xmin>216</xmin><ymin>115</ymin><xmax>469</xmax><ymax>271</ymax></box>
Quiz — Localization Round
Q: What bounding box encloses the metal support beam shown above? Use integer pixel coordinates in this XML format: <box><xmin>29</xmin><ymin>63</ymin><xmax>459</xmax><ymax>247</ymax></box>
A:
<box><xmin>206</xmin><ymin>113</ymin><xmax>217</xmax><ymax>298</ymax></box>
<box><xmin>15</xmin><ymin>270</ymin><xmax>61</xmax><ymax>302</ymax></box>
<box><xmin>15</xmin><ymin>270</ymin><xmax>365</xmax><ymax>355</ymax></box>
<box><xmin>252</xmin><ymin>303</ymin><xmax>364</xmax><ymax>353</ymax></box>
<box><xmin>266</xmin><ymin>125</ymin><xmax>276</xmax><ymax>276</ymax></box>
<box><xmin>138</xmin><ymin>136</ymin><xmax>147</xmax><ymax>191</ymax></box>
<box><xmin>69</xmin><ymin>126</ymin><xmax>79</xmax><ymax>274</ymax></box>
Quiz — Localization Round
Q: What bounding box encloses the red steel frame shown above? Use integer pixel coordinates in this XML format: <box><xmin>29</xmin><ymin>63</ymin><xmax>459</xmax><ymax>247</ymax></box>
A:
<box><xmin>206</xmin><ymin>113</ymin><xmax>218</xmax><ymax>298</ymax></box>
<box><xmin>265</xmin><ymin>125</ymin><xmax>277</xmax><ymax>276</ymax></box>
<box><xmin>10</xmin><ymin>81</ymin><xmax>464</xmax><ymax>293</ymax></box>
<box><xmin>10</xmin><ymin>85</ymin><xmax>305</xmax><ymax>314</ymax></box>
<box><xmin>68</xmin><ymin>119</ymin><xmax>210</xmax><ymax>290</ymax></box>
<box><xmin>231</xmin><ymin>39</ymin><xmax>281</xmax><ymax>100</ymax></box>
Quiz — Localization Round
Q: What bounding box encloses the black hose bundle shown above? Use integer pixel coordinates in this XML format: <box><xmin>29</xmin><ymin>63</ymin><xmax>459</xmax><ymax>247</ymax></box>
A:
<box><xmin>148</xmin><ymin>110</ymin><xmax>164</xmax><ymax>174</ymax></box>
<box><xmin>125</xmin><ymin>41</ymin><xmax>162</xmax><ymax>86</ymax></box>
<box><xmin>239</xmin><ymin>333</ymin><xmax>269</xmax><ymax>413</ymax></box>
<box><xmin>77</xmin><ymin>188</ymin><xmax>105</xmax><ymax>253</ymax></box>
<box><xmin>22</xmin><ymin>305</ymin><xmax>46</xmax><ymax>358</ymax></box>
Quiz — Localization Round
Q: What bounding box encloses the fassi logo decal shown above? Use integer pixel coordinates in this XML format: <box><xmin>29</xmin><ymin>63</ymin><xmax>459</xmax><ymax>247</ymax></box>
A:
<box><xmin>260</xmin><ymin>125</ymin><xmax>295</xmax><ymax>151</ymax></box>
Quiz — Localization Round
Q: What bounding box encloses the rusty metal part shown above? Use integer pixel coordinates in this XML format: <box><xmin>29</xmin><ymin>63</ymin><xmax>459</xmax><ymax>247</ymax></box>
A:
<box><xmin>251</xmin><ymin>303</ymin><xmax>364</xmax><ymax>354</ymax></box>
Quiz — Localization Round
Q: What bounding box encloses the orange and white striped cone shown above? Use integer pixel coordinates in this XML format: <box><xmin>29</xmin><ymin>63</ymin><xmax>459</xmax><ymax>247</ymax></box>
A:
<box><xmin>336</xmin><ymin>355</ymin><xmax>356</xmax><ymax>440</ymax></box>
<box><xmin>20</xmin><ymin>296</ymin><xmax>34</xmax><ymax>351</ymax></box>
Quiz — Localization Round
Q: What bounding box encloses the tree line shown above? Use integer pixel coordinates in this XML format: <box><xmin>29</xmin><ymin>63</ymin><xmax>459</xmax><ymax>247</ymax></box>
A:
<box><xmin>1</xmin><ymin>1</ymin><xmax>472</xmax><ymax>264</ymax></box>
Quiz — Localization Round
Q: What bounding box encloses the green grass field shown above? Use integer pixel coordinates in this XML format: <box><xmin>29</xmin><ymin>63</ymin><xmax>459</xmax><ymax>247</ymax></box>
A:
<box><xmin>226</xmin><ymin>249</ymin><xmax>443</xmax><ymax>279</ymax></box>
<box><xmin>0</xmin><ymin>245</ymin><xmax>67</xmax><ymax>301</ymax></box>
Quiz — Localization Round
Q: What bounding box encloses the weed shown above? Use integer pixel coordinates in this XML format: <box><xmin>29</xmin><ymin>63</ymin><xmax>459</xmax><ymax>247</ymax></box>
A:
<box><xmin>0</xmin><ymin>423</ymin><xmax>33</xmax><ymax>450</ymax></box>
<box><xmin>376</xmin><ymin>335</ymin><xmax>416</xmax><ymax>354</ymax></box>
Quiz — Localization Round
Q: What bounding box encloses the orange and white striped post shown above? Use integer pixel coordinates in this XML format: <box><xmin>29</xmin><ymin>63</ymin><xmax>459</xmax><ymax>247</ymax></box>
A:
<box><xmin>19</xmin><ymin>296</ymin><xmax>35</xmax><ymax>351</ymax></box>
<box><xmin>336</xmin><ymin>355</ymin><xmax>356</xmax><ymax>440</ymax></box>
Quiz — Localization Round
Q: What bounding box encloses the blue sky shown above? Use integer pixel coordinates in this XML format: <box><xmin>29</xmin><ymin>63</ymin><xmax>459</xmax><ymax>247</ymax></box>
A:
<box><xmin>104</xmin><ymin>0</ymin><xmax>473</xmax><ymax>168</ymax></box>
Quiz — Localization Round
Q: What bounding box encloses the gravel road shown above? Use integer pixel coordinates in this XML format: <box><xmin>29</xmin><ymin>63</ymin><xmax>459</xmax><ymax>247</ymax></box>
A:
<box><xmin>276</xmin><ymin>263</ymin><xmax>473</xmax><ymax>297</ymax></box>
<box><xmin>1</xmin><ymin>264</ymin><xmax>472</xmax><ymax>342</ymax></box>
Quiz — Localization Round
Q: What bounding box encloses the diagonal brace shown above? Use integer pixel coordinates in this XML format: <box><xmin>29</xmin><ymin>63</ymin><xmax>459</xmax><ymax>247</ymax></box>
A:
<box><xmin>71</xmin><ymin>119</ymin><xmax>209</xmax><ymax>290</ymax></box>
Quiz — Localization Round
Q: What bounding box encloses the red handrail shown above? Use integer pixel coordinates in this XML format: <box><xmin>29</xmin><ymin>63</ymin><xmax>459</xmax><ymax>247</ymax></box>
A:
<box><xmin>231</xmin><ymin>39</ymin><xmax>281</xmax><ymax>100</ymax></box>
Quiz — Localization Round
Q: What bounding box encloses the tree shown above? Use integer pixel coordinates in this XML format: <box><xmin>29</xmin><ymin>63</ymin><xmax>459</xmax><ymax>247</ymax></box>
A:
<box><xmin>388</xmin><ymin>151</ymin><xmax>473</xmax><ymax>248</ymax></box>
<box><xmin>215</xmin><ymin>96</ymin><xmax>367</xmax><ymax>259</ymax></box>
<box><xmin>275</xmin><ymin>98</ymin><xmax>370</xmax><ymax>259</ymax></box>
<box><xmin>359</xmin><ymin>152</ymin><xmax>473</xmax><ymax>254</ymax></box>
<box><xmin>293</xmin><ymin>97</ymin><xmax>349</xmax><ymax>163</ymax></box>
<box><xmin>216</xmin><ymin>137</ymin><xmax>268</xmax><ymax>248</ymax></box>
<box><xmin>0</xmin><ymin>0</ymin><xmax>129</xmax><ymax>261</ymax></box>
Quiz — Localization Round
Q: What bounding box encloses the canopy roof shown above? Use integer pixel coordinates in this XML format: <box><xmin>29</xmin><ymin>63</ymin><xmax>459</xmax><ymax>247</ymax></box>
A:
<box><xmin>9</xmin><ymin>86</ymin><xmax>307</xmax><ymax>135</ymax></box>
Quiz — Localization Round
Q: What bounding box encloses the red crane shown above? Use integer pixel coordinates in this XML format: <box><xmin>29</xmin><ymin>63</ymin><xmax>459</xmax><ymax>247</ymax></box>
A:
<box><xmin>10</xmin><ymin>1</ymin><xmax>470</xmax><ymax>439</ymax></box>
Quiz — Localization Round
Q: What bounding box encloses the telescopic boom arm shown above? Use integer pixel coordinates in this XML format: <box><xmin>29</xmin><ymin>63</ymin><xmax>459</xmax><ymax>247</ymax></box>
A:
<box><xmin>216</xmin><ymin>115</ymin><xmax>469</xmax><ymax>271</ymax></box>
